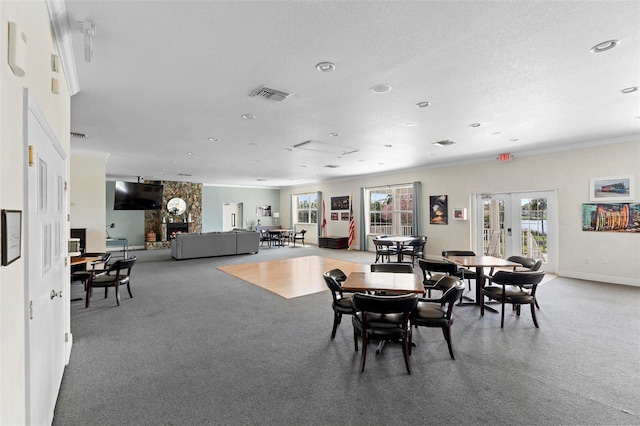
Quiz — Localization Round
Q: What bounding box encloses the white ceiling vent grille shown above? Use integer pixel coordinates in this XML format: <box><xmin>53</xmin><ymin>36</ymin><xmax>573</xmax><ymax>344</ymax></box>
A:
<box><xmin>250</xmin><ymin>86</ymin><xmax>290</xmax><ymax>102</ymax></box>
<box><xmin>294</xmin><ymin>140</ymin><xmax>358</xmax><ymax>155</ymax></box>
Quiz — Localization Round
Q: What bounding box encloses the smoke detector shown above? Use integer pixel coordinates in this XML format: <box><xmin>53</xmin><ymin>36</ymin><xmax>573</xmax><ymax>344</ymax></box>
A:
<box><xmin>250</xmin><ymin>86</ymin><xmax>290</xmax><ymax>103</ymax></box>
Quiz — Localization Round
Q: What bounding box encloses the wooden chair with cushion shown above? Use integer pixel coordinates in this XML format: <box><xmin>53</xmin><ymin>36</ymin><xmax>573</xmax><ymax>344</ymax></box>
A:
<box><xmin>417</xmin><ymin>257</ymin><xmax>459</xmax><ymax>297</ymax></box>
<box><xmin>481</xmin><ymin>270</ymin><xmax>545</xmax><ymax>328</ymax></box>
<box><xmin>351</xmin><ymin>293</ymin><xmax>418</xmax><ymax>374</ymax></box>
<box><xmin>441</xmin><ymin>250</ymin><xmax>477</xmax><ymax>295</ymax></box>
<box><xmin>485</xmin><ymin>255</ymin><xmax>543</xmax><ymax>308</ymax></box>
<box><xmin>85</xmin><ymin>256</ymin><xmax>137</xmax><ymax>308</ymax></box>
<box><xmin>292</xmin><ymin>229</ymin><xmax>307</xmax><ymax>247</ymax></box>
<box><xmin>400</xmin><ymin>236</ymin><xmax>427</xmax><ymax>265</ymax></box>
<box><xmin>372</xmin><ymin>238</ymin><xmax>397</xmax><ymax>263</ymax></box>
<box><xmin>411</xmin><ymin>276</ymin><xmax>466</xmax><ymax>359</ymax></box>
<box><xmin>323</xmin><ymin>269</ymin><xmax>355</xmax><ymax>339</ymax></box>
<box><xmin>71</xmin><ymin>252</ymin><xmax>112</xmax><ymax>287</ymax></box>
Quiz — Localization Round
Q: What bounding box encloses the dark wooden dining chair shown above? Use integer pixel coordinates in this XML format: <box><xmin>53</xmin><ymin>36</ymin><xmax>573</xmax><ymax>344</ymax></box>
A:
<box><xmin>292</xmin><ymin>229</ymin><xmax>307</xmax><ymax>246</ymax></box>
<box><xmin>322</xmin><ymin>269</ymin><xmax>355</xmax><ymax>339</ymax></box>
<box><xmin>417</xmin><ymin>258</ymin><xmax>459</xmax><ymax>297</ymax></box>
<box><xmin>352</xmin><ymin>293</ymin><xmax>418</xmax><ymax>374</ymax></box>
<box><xmin>85</xmin><ymin>256</ymin><xmax>137</xmax><ymax>308</ymax></box>
<box><xmin>441</xmin><ymin>250</ymin><xmax>477</xmax><ymax>293</ymax></box>
<box><xmin>411</xmin><ymin>276</ymin><xmax>466</xmax><ymax>359</ymax></box>
<box><xmin>400</xmin><ymin>236</ymin><xmax>427</xmax><ymax>265</ymax></box>
<box><xmin>481</xmin><ymin>270</ymin><xmax>545</xmax><ymax>328</ymax></box>
<box><xmin>372</xmin><ymin>238</ymin><xmax>397</xmax><ymax>263</ymax></box>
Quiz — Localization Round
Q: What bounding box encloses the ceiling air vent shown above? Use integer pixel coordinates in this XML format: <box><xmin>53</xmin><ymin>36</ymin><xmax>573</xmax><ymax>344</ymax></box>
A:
<box><xmin>177</xmin><ymin>173</ymin><xmax>192</xmax><ymax>177</ymax></box>
<box><xmin>70</xmin><ymin>132</ymin><xmax>86</xmax><ymax>139</ymax></box>
<box><xmin>250</xmin><ymin>86</ymin><xmax>290</xmax><ymax>103</ymax></box>
<box><xmin>324</xmin><ymin>164</ymin><xmax>340</xmax><ymax>168</ymax></box>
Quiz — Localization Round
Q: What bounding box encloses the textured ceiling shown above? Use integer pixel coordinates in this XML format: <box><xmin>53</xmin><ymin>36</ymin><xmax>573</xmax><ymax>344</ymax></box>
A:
<box><xmin>64</xmin><ymin>0</ymin><xmax>640</xmax><ymax>187</ymax></box>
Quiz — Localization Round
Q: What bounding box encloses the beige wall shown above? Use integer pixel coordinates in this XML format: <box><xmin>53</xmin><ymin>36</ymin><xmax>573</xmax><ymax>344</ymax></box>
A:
<box><xmin>0</xmin><ymin>1</ymin><xmax>71</xmax><ymax>424</ymax></box>
<box><xmin>70</xmin><ymin>154</ymin><xmax>107</xmax><ymax>251</ymax></box>
<box><xmin>281</xmin><ymin>140</ymin><xmax>640</xmax><ymax>286</ymax></box>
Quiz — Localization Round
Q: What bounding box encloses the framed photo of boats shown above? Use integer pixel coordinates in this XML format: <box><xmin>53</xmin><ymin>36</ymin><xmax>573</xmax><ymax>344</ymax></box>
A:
<box><xmin>589</xmin><ymin>176</ymin><xmax>634</xmax><ymax>202</ymax></box>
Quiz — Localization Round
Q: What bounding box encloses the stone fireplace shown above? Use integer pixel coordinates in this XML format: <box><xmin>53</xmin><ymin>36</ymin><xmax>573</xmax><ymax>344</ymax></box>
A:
<box><xmin>144</xmin><ymin>180</ymin><xmax>202</xmax><ymax>249</ymax></box>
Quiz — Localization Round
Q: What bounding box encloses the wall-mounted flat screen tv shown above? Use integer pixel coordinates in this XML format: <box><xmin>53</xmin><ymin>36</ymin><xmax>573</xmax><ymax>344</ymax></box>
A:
<box><xmin>113</xmin><ymin>181</ymin><xmax>163</xmax><ymax>210</ymax></box>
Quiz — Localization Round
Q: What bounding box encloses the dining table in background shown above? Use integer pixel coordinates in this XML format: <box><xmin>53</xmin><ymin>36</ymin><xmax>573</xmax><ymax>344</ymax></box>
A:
<box><xmin>267</xmin><ymin>229</ymin><xmax>293</xmax><ymax>247</ymax></box>
<box><xmin>376</xmin><ymin>236</ymin><xmax>417</xmax><ymax>263</ymax></box>
<box><xmin>443</xmin><ymin>254</ymin><xmax>521</xmax><ymax>311</ymax></box>
<box><xmin>342</xmin><ymin>271</ymin><xmax>425</xmax><ymax>294</ymax></box>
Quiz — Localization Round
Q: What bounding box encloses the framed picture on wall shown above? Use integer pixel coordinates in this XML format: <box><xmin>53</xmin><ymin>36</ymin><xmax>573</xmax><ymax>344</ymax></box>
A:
<box><xmin>1</xmin><ymin>209</ymin><xmax>22</xmax><ymax>266</ymax></box>
<box><xmin>256</xmin><ymin>205</ymin><xmax>272</xmax><ymax>217</ymax></box>
<box><xmin>330</xmin><ymin>212</ymin><xmax>339</xmax><ymax>221</ymax></box>
<box><xmin>340</xmin><ymin>211</ymin><xmax>350</xmax><ymax>221</ymax></box>
<box><xmin>331</xmin><ymin>196</ymin><xmax>350</xmax><ymax>211</ymax></box>
<box><xmin>429</xmin><ymin>195</ymin><xmax>448</xmax><ymax>225</ymax></box>
<box><xmin>453</xmin><ymin>208</ymin><xmax>467</xmax><ymax>220</ymax></box>
<box><xmin>589</xmin><ymin>176</ymin><xmax>634</xmax><ymax>202</ymax></box>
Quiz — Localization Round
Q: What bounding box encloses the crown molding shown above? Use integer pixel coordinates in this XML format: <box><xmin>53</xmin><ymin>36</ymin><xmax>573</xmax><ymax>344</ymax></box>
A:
<box><xmin>47</xmin><ymin>0</ymin><xmax>79</xmax><ymax>95</ymax></box>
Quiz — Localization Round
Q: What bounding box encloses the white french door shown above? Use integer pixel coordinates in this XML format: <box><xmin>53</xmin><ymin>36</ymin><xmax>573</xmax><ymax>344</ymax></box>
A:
<box><xmin>475</xmin><ymin>191</ymin><xmax>557</xmax><ymax>272</ymax></box>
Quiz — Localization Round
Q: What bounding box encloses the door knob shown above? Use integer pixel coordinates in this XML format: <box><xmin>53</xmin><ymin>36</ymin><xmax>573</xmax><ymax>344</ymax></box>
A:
<box><xmin>50</xmin><ymin>290</ymin><xmax>62</xmax><ymax>299</ymax></box>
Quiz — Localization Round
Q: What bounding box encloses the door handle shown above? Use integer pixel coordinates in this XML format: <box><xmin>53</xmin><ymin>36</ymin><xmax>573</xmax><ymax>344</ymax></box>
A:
<box><xmin>50</xmin><ymin>290</ymin><xmax>62</xmax><ymax>300</ymax></box>
<box><xmin>507</xmin><ymin>228</ymin><xmax>512</xmax><ymax>236</ymax></box>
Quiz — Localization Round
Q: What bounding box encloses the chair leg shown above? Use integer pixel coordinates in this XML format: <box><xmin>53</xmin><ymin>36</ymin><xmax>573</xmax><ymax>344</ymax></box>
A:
<box><xmin>443</xmin><ymin>326</ymin><xmax>455</xmax><ymax>360</ymax></box>
<box><xmin>500</xmin><ymin>298</ymin><xmax>505</xmax><ymax>328</ymax></box>
<box><xmin>535</xmin><ymin>299</ymin><xmax>540</xmax><ymax>309</ymax></box>
<box><xmin>531</xmin><ymin>302</ymin><xmax>539</xmax><ymax>328</ymax></box>
<box><xmin>126</xmin><ymin>282</ymin><xmax>133</xmax><ymax>298</ymax></box>
<box><xmin>360</xmin><ymin>330</ymin><xmax>368</xmax><ymax>373</ymax></box>
<box><xmin>85</xmin><ymin>284</ymin><xmax>91</xmax><ymax>308</ymax></box>
<box><xmin>115</xmin><ymin>284</ymin><xmax>121</xmax><ymax>306</ymax></box>
<box><xmin>402</xmin><ymin>335</ymin><xmax>412</xmax><ymax>374</ymax></box>
<box><xmin>353</xmin><ymin>326</ymin><xmax>359</xmax><ymax>351</ymax></box>
<box><xmin>331</xmin><ymin>312</ymin><xmax>341</xmax><ymax>339</ymax></box>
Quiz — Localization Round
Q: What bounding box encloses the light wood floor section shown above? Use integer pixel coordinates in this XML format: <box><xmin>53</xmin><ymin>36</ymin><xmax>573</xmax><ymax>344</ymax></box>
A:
<box><xmin>218</xmin><ymin>255</ymin><xmax>369</xmax><ymax>299</ymax></box>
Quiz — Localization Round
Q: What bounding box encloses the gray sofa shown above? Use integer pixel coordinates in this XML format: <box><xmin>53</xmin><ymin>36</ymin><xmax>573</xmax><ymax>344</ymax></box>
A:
<box><xmin>171</xmin><ymin>231</ymin><xmax>260</xmax><ymax>260</ymax></box>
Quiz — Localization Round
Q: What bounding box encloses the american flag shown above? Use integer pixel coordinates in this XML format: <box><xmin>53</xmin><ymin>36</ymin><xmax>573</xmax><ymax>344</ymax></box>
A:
<box><xmin>348</xmin><ymin>204</ymin><xmax>355</xmax><ymax>248</ymax></box>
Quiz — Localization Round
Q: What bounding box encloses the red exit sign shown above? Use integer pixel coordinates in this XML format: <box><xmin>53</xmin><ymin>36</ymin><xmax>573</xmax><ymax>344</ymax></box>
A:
<box><xmin>498</xmin><ymin>153</ymin><xmax>512</xmax><ymax>162</ymax></box>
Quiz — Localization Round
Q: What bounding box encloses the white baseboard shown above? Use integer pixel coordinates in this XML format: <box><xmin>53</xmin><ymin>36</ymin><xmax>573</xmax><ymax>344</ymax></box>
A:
<box><xmin>558</xmin><ymin>271</ymin><xmax>640</xmax><ymax>287</ymax></box>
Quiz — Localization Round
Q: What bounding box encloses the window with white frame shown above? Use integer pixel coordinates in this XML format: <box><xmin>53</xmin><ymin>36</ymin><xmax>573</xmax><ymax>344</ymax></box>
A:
<box><xmin>294</xmin><ymin>193</ymin><xmax>318</xmax><ymax>224</ymax></box>
<box><xmin>367</xmin><ymin>185</ymin><xmax>413</xmax><ymax>235</ymax></box>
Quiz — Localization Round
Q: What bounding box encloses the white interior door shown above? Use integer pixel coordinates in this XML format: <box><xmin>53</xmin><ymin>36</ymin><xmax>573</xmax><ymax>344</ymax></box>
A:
<box><xmin>222</xmin><ymin>203</ymin><xmax>243</xmax><ymax>231</ymax></box>
<box><xmin>26</xmin><ymin>97</ymin><xmax>68</xmax><ymax>426</ymax></box>
<box><xmin>476</xmin><ymin>191</ymin><xmax>557</xmax><ymax>272</ymax></box>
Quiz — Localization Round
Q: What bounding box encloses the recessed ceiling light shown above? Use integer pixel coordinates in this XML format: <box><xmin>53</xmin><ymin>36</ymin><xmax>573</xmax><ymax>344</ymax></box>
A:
<box><xmin>510</xmin><ymin>138</ymin><xmax>519</xmax><ymax>142</ymax></box>
<box><xmin>469</xmin><ymin>123</ymin><xmax>481</xmax><ymax>128</ymax></box>
<box><xmin>256</xmin><ymin>178</ymin><xmax>267</xmax><ymax>181</ymax></box>
<box><xmin>378</xmin><ymin>162</ymin><xmax>384</xmax><ymax>165</ymax></box>
<box><xmin>316</xmin><ymin>61</ymin><xmax>335</xmax><ymax>72</ymax></box>
<box><xmin>186</xmin><ymin>152</ymin><xmax>196</xmax><ymax>156</ymax></box>
<box><xmin>620</xmin><ymin>86</ymin><xmax>638</xmax><ymax>94</ymax></box>
<box><xmin>432</xmin><ymin>140</ymin><xmax>456</xmax><ymax>147</ymax></box>
<box><xmin>416</xmin><ymin>101</ymin><xmax>430</xmax><ymax>108</ymax></box>
<box><xmin>590</xmin><ymin>39</ymin><xmax>620</xmax><ymax>53</ymax></box>
<box><xmin>284</xmin><ymin>148</ymin><xmax>293</xmax><ymax>152</ymax></box>
<box><xmin>329</xmin><ymin>132</ymin><xmax>340</xmax><ymax>137</ymax></box>
<box><xmin>384</xmin><ymin>144</ymin><xmax>392</xmax><ymax>148</ymax></box>
<box><xmin>371</xmin><ymin>84</ymin><xmax>392</xmax><ymax>94</ymax></box>
<box><xmin>491</xmin><ymin>131</ymin><xmax>503</xmax><ymax>135</ymax></box>
<box><xmin>208</xmin><ymin>137</ymin><xmax>220</xmax><ymax>142</ymax></box>
<box><xmin>403</xmin><ymin>122</ymin><xmax>415</xmax><ymax>127</ymax></box>
<box><xmin>242</xmin><ymin>113</ymin><xmax>256</xmax><ymax>119</ymax></box>
<box><xmin>248</xmin><ymin>142</ymin><xmax>259</xmax><ymax>146</ymax></box>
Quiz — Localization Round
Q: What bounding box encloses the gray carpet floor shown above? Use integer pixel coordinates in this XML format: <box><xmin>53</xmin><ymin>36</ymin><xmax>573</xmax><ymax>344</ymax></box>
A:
<box><xmin>54</xmin><ymin>245</ymin><xmax>640</xmax><ymax>425</ymax></box>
